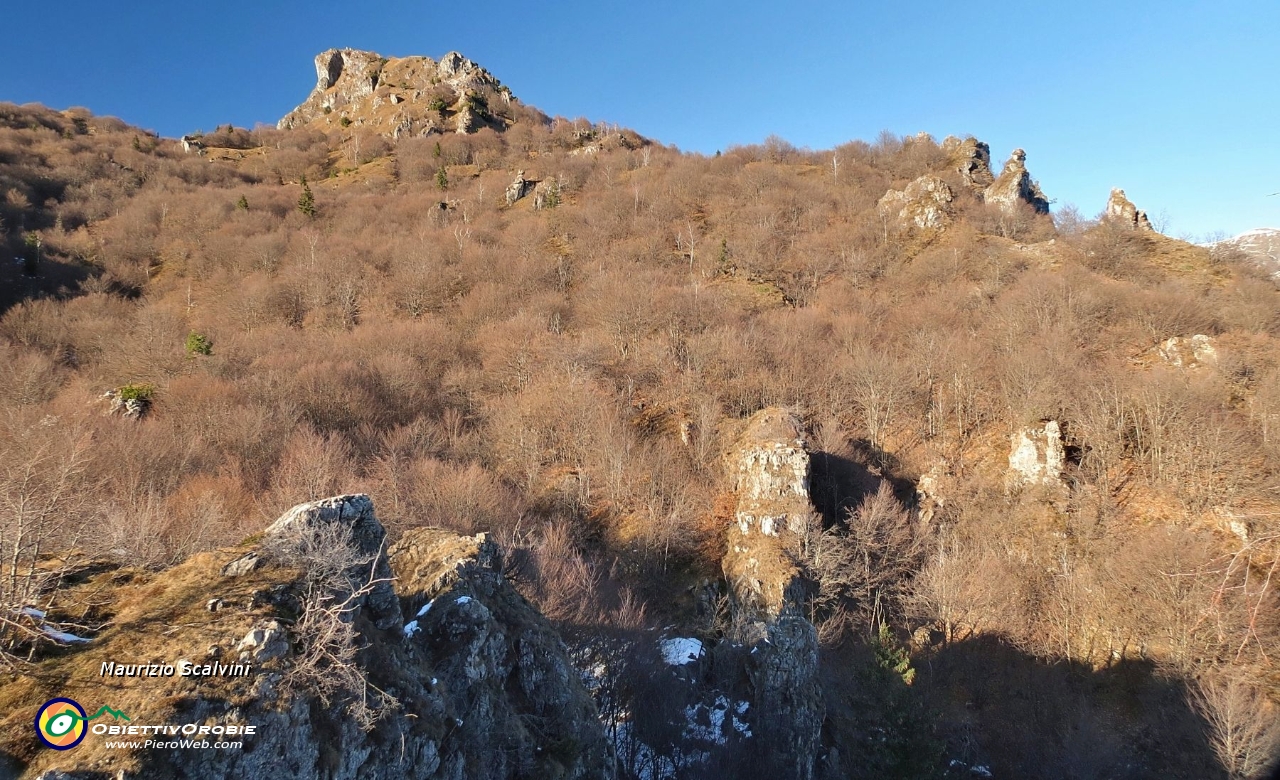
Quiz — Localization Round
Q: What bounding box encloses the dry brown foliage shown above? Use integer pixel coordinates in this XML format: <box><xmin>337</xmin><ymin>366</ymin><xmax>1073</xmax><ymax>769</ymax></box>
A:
<box><xmin>2</xmin><ymin>102</ymin><xmax>1278</xmax><ymax>772</ymax></box>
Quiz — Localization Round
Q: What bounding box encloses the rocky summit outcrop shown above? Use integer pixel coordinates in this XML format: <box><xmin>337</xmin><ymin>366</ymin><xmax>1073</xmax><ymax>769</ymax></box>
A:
<box><xmin>1103</xmin><ymin>188</ymin><xmax>1155</xmax><ymax>232</ymax></box>
<box><xmin>5</xmin><ymin>495</ymin><xmax>614</xmax><ymax>780</ymax></box>
<box><xmin>278</xmin><ymin>49</ymin><xmax>519</xmax><ymax>138</ymax></box>
<box><xmin>942</xmin><ymin>135</ymin><xmax>994</xmax><ymax>193</ymax></box>
<box><xmin>878</xmin><ymin>174</ymin><xmax>954</xmax><ymax>230</ymax></box>
<box><xmin>985</xmin><ymin>148</ymin><xmax>1050</xmax><ymax>214</ymax></box>
<box><xmin>721</xmin><ymin>408</ymin><xmax>822</xmax><ymax>780</ymax></box>
<box><xmin>1008</xmin><ymin>420</ymin><xmax>1066</xmax><ymax>489</ymax></box>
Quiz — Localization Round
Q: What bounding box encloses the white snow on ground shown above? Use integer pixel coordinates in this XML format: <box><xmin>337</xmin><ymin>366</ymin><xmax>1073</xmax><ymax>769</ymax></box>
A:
<box><xmin>733</xmin><ymin>700</ymin><xmax>752</xmax><ymax>736</ymax></box>
<box><xmin>403</xmin><ymin>620</ymin><xmax>421</xmax><ymax>637</ymax></box>
<box><xmin>416</xmin><ymin>600</ymin><xmax>435</xmax><ymax>617</ymax></box>
<box><xmin>455</xmin><ymin>596</ymin><xmax>472</xmax><ymax>604</ymax></box>
<box><xmin>21</xmin><ymin>607</ymin><xmax>46</xmax><ymax>619</ymax></box>
<box><xmin>40</xmin><ymin>627</ymin><xmax>91</xmax><ymax>644</ymax></box>
<box><xmin>684</xmin><ymin>695</ymin><xmax>752</xmax><ymax>744</ymax></box>
<box><xmin>950</xmin><ymin>760</ymin><xmax>993</xmax><ymax>777</ymax></box>
<box><xmin>582</xmin><ymin>662</ymin><xmax>608</xmax><ymax>692</ymax></box>
<box><xmin>659</xmin><ymin>637</ymin><xmax>703</xmax><ymax>666</ymax></box>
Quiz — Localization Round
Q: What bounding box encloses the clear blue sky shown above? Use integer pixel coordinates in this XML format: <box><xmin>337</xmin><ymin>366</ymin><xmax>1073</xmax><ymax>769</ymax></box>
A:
<box><xmin>3</xmin><ymin>1</ymin><xmax>1277</xmax><ymax>238</ymax></box>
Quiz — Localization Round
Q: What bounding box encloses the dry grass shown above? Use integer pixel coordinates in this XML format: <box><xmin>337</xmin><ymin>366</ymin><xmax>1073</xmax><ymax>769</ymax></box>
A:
<box><xmin>0</xmin><ymin>547</ymin><xmax>289</xmax><ymax>772</ymax></box>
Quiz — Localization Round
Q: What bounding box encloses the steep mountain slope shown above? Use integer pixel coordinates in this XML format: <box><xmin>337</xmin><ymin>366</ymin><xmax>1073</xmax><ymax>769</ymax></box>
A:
<box><xmin>0</xmin><ymin>47</ymin><xmax>1278</xmax><ymax>779</ymax></box>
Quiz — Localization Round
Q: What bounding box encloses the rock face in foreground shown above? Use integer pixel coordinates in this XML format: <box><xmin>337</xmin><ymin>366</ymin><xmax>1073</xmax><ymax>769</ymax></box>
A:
<box><xmin>722</xmin><ymin>408</ymin><xmax>822</xmax><ymax>780</ymax></box>
<box><xmin>6</xmin><ymin>495</ymin><xmax>614</xmax><ymax>780</ymax></box>
<box><xmin>278</xmin><ymin>49</ymin><xmax>520</xmax><ymax>138</ymax></box>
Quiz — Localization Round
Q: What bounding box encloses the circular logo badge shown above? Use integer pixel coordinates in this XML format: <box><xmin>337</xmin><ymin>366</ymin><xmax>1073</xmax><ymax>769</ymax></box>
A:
<box><xmin>35</xmin><ymin>698</ymin><xmax>87</xmax><ymax>750</ymax></box>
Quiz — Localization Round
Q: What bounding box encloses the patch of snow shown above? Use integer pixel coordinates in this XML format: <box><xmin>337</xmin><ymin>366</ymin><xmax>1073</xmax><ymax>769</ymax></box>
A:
<box><xmin>40</xmin><ymin>627</ymin><xmax>91</xmax><ymax>644</ymax></box>
<box><xmin>683</xmin><ymin>695</ymin><xmax>752</xmax><ymax>744</ymax></box>
<box><xmin>582</xmin><ymin>662</ymin><xmax>608</xmax><ymax>691</ymax></box>
<box><xmin>403</xmin><ymin>620</ymin><xmax>421</xmax><ymax>637</ymax></box>
<box><xmin>21</xmin><ymin>607</ymin><xmax>46</xmax><ymax>619</ymax></box>
<box><xmin>455</xmin><ymin>595</ymin><xmax>472</xmax><ymax>604</ymax></box>
<box><xmin>416</xmin><ymin>600</ymin><xmax>435</xmax><ymax>617</ymax></box>
<box><xmin>659</xmin><ymin>637</ymin><xmax>703</xmax><ymax>666</ymax></box>
<box><xmin>971</xmin><ymin>767</ymin><xmax>993</xmax><ymax>778</ymax></box>
<box><xmin>684</xmin><ymin>697</ymin><xmax>728</xmax><ymax>744</ymax></box>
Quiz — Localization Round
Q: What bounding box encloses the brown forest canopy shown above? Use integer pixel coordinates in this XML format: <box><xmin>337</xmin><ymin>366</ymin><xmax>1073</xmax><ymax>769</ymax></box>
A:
<box><xmin>1</xmin><ymin>97</ymin><xmax>1278</xmax><ymax>779</ymax></box>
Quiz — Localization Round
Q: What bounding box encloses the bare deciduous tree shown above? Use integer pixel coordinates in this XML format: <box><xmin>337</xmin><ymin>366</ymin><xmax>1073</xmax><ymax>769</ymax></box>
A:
<box><xmin>1188</xmin><ymin>672</ymin><xmax>1280</xmax><ymax>780</ymax></box>
<box><xmin>266</xmin><ymin>518</ymin><xmax>397</xmax><ymax>731</ymax></box>
<box><xmin>808</xmin><ymin>482</ymin><xmax>925</xmax><ymax>640</ymax></box>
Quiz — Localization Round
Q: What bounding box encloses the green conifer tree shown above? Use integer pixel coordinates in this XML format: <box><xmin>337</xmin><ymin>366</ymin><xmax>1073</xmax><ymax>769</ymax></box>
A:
<box><xmin>298</xmin><ymin>176</ymin><xmax>316</xmax><ymax>218</ymax></box>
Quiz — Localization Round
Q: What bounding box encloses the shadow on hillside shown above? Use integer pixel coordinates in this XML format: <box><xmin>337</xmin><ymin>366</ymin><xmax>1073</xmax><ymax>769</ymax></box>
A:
<box><xmin>916</xmin><ymin>634</ymin><xmax>1227</xmax><ymax>780</ymax></box>
<box><xmin>0</xmin><ymin>253</ymin><xmax>94</xmax><ymax>317</ymax></box>
<box><xmin>809</xmin><ymin>450</ymin><xmax>879</xmax><ymax>527</ymax></box>
<box><xmin>810</xmin><ymin>439</ymin><xmax>920</xmax><ymax>528</ymax></box>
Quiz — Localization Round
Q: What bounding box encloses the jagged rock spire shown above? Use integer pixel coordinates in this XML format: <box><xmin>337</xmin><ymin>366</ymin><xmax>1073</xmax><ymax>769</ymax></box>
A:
<box><xmin>1104</xmin><ymin>188</ymin><xmax>1156</xmax><ymax>232</ymax></box>
<box><xmin>985</xmin><ymin>148</ymin><xmax>1050</xmax><ymax>214</ymax></box>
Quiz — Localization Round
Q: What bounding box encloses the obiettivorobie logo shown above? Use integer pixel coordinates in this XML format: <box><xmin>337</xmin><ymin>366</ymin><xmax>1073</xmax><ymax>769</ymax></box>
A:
<box><xmin>35</xmin><ymin>698</ymin><xmax>130</xmax><ymax>750</ymax></box>
<box><xmin>34</xmin><ymin>696</ymin><xmax>255</xmax><ymax>751</ymax></box>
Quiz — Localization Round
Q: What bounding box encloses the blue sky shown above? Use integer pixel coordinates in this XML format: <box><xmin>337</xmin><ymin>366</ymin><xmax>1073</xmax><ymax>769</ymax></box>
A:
<box><xmin>3</xmin><ymin>1</ymin><xmax>1276</xmax><ymax>238</ymax></box>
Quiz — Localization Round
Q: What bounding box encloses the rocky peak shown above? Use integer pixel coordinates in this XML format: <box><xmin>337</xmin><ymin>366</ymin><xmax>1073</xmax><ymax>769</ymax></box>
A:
<box><xmin>278</xmin><ymin>49</ymin><xmax>517</xmax><ymax>139</ymax></box>
<box><xmin>262</xmin><ymin>494</ymin><xmax>402</xmax><ymax>629</ymax></box>
<box><xmin>985</xmin><ymin>148</ymin><xmax>1050</xmax><ymax>214</ymax></box>
<box><xmin>726</xmin><ymin>408</ymin><xmax>814</xmax><ymax>559</ymax></box>
<box><xmin>1104</xmin><ymin>188</ymin><xmax>1155</xmax><ymax>232</ymax></box>
<box><xmin>942</xmin><ymin>135</ymin><xmax>994</xmax><ymax>192</ymax></box>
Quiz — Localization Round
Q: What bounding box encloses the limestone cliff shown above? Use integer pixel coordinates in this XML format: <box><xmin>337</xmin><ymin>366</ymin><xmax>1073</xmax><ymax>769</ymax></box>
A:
<box><xmin>721</xmin><ymin>408</ymin><xmax>823</xmax><ymax>780</ymax></box>
<box><xmin>3</xmin><ymin>496</ymin><xmax>614</xmax><ymax>780</ymax></box>
<box><xmin>1007</xmin><ymin>420</ymin><xmax>1066</xmax><ymax>489</ymax></box>
<box><xmin>878</xmin><ymin>174</ymin><xmax>955</xmax><ymax>230</ymax></box>
<box><xmin>941</xmin><ymin>135</ymin><xmax>994</xmax><ymax>193</ymax></box>
<box><xmin>278</xmin><ymin>49</ymin><xmax>522</xmax><ymax>138</ymax></box>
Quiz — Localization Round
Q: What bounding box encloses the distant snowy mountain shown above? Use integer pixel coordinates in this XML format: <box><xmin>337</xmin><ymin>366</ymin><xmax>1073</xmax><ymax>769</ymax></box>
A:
<box><xmin>1210</xmin><ymin>228</ymin><xmax>1280</xmax><ymax>277</ymax></box>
